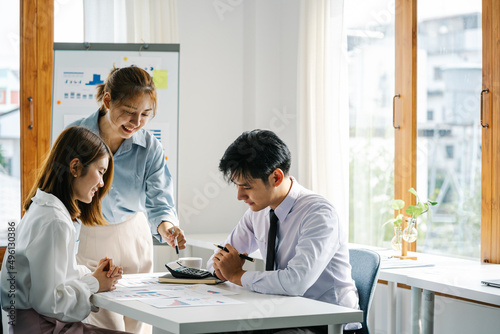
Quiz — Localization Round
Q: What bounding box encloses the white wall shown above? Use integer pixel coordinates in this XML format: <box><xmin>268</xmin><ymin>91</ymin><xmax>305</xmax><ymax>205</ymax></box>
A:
<box><xmin>176</xmin><ymin>0</ymin><xmax>300</xmax><ymax>235</ymax></box>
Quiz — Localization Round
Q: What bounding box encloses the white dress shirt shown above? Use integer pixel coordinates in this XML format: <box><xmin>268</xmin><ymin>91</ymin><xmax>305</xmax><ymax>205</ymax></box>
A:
<box><xmin>0</xmin><ymin>189</ymin><xmax>99</xmax><ymax>322</ymax></box>
<box><xmin>207</xmin><ymin>177</ymin><xmax>359</xmax><ymax>310</ymax></box>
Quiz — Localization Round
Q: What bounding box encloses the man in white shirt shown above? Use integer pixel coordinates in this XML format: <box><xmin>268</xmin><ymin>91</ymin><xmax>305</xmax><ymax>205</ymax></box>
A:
<box><xmin>207</xmin><ymin>129</ymin><xmax>360</xmax><ymax>334</ymax></box>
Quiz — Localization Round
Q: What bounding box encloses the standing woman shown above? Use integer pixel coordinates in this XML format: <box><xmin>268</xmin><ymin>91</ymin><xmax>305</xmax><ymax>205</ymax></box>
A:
<box><xmin>69</xmin><ymin>66</ymin><xmax>185</xmax><ymax>333</ymax></box>
<box><xmin>0</xmin><ymin>126</ymin><xmax>127</xmax><ymax>333</ymax></box>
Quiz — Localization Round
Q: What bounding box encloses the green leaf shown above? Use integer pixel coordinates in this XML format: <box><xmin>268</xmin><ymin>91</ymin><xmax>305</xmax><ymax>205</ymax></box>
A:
<box><xmin>408</xmin><ymin>187</ymin><xmax>419</xmax><ymax>198</ymax></box>
<box><xmin>405</xmin><ymin>206</ymin><xmax>415</xmax><ymax>216</ymax></box>
<box><xmin>428</xmin><ymin>201</ymin><xmax>438</xmax><ymax>206</ymax></box>
<box><xmin>406</xmin><ymin>205</ymin><xmax>423</xmax><ymax>217</ymax></box>
<box><xmin>392</xmin><ymin>199</ymin><xmax>405</xmax><ymax>210</ymax></box>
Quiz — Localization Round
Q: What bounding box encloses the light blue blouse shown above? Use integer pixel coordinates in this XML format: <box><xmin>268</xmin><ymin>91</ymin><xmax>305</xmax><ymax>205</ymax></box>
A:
<box><xmin>68</xmin><ymin>111</ymin><xmax>178</xmax><ymax>242</ymax></box>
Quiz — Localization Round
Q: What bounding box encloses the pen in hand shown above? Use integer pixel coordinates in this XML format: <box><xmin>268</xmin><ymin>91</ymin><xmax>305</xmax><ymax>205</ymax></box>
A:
<box><xmin>171</xmin><ymin>228</ymin><xmax>179</xmax><ymax>260</ymax></box>
<box><xmin>214</xmin><ymin>244</ymin><xmax>255</xmax><ymax>262</ymax></box>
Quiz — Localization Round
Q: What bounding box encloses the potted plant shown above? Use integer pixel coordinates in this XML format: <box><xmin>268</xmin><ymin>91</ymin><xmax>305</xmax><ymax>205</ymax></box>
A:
<box><xmin>384</xmin><ymin>199</ymin><xmax>405</xmax><ymax>251</ymax></box>
<box><xmin>385</xmin><ymin>188</ymin><xmax>437</xmax><ymax>257</ymax></box>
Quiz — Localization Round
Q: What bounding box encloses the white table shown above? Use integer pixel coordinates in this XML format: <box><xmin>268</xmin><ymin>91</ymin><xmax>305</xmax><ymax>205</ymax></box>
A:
<box><xmin>91</xmin><ymin>275</ymin><xmax>362</xmax><ymax>334</ymax></box>
<box><xmin>375</xmin><ymin>250</ymin><xmax>500</xmax><ymax>334</ymax></box>
<box><xmin>186</xmin><ymin>237</ymin><xmax>500</xmax><ymax>334</ymax></box>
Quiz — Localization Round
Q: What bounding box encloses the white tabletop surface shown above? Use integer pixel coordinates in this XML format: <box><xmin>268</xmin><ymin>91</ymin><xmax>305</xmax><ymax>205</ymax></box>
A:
<box><xmin>374</xmin><ymin>249</ymin><xmax>500</xmax><ymax>305</ymax></box>
<box><xmin>91</xmin><ymin>275</ymin><xmax>362</xmax><ymax>334</ymax></box>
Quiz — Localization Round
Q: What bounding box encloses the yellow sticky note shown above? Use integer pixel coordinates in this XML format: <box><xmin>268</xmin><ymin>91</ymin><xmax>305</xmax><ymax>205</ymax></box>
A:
<box><xmin>153</xmin><ymin>70</ymin><xmax>168</xmax><ymax>89</ymax></box>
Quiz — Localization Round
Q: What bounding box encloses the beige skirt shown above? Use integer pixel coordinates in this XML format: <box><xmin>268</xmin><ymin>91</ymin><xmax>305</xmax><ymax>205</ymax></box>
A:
<box><xmin>76</xmin><ymin>212</ymin><xmax>153</xmax><ymax>274</ymax></box>
<box><xmin>76</xmin><ymin>212</ymin><xmax>153</xmax><ymax>333</ymax></box>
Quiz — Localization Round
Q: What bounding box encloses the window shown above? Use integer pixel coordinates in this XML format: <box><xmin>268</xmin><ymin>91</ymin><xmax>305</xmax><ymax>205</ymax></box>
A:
<box><xmin>346</xmin><ymin>1</ymin><xmax>395</xmax><ymax>247</ymax></box>
<box><xmin>433</xmin><ymin>67</ymin><xmax>443</xmax><ymax>81</ymax></box>
<box><xmin>445</xmin><ymin>145</ymin><xmax>454</xmax><ymax>159</ymax></box>
<box><xmin>0</xmin><ymin>0</ymin><xmax>20</xmax><ymax>243</ymax></box>
<box><xmin>54</xmin><ymin>1</ymin><xmax>83</xmax><ymax>43</ymax></box>
<box><xmin>427</xmin><ymin>109</ymin><xmax>434</xmax><ymax>121</ymax></box>
<box><xmin>416</xmin><ymin>1</ymin><xmax>482</xmax><ymax>258</ymax></box>
<box><xmin>346</xmin><ymin>0</ymin><xmax>493</xmax><ymax>260</ymax></box>
<box><xmin>10</xmin><ymin>90</ymin><xmax>19</xmax><ymax>105</ymax></box>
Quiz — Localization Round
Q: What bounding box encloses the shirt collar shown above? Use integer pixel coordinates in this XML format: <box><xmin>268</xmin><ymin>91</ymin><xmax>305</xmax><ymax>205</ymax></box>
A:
<box><xmin>117</xmin><ymin>130</ymin><xmax>146</xmax><ymax>154</ymax></box>
<box><xmin>272</xmin><ymin>176</ymin><xmax>300</xmax><ymax>222</ymax></box>
<box><xmin>84</xmin><ymin>110</ymin><xmax>101</xmax><ymax>135</ymax></box>
<box><xmin>32</xmin><ymin>189</ymin><xmax>72</xmax><ymax>221</ymax></box>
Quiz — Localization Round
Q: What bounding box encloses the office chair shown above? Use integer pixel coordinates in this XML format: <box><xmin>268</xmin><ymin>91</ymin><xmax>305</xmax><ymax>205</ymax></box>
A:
<box><xmin>344</xmin><ymin>248</ymin><xmax>381</xmax><ymax>334</ymax></box>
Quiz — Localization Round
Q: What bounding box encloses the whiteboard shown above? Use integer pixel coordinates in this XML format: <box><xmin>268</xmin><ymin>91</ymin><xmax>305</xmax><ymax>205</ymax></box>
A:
<box><xmin>51</xmin><ymin>43</ymin><xmax>180</xmax><ymax>202</ymax></box>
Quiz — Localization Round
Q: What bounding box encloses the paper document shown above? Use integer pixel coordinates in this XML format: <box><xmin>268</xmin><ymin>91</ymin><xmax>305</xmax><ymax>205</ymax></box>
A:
<box><xmin>140</xmin><ymin>295</ymin><xmax>244</xmax><ymax>308</ymax></box>
<box><xmin>99</xmin><ymin>273</ymin><xmax>240</xmax><ymax>307</ymax></box>
<box><xmin>381</xmin><ymin>258</ymin><xmax>435</xmax><ymax>269</ymax></box>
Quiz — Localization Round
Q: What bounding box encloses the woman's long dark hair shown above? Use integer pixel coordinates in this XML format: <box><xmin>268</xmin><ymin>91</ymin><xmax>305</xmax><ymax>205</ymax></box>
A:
<box><xmin>24</xmin><ymin>126</ymin><xmax>114</xmax><ymax>226</ymax></box>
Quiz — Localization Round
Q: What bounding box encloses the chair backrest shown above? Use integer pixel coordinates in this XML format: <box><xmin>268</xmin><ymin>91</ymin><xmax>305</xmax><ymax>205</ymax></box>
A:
<box><xmin>348</xmin><ymin>248</ymin><xmax>381</xmax><ymax>334</ymax></box>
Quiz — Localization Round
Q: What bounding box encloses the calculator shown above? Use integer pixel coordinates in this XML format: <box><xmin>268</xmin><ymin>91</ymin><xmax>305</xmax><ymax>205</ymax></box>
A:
<box><xmin>165</xmin><ymin>261</ymin><xmax>212</xmax><ymax>279</ymax></box>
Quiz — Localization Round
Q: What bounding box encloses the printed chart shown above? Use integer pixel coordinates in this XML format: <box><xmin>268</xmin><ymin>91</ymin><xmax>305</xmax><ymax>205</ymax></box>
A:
<box><xmin>99</xmin><ymin>274</ymin><xmax>242</xmax><ymax>308</ymax></box>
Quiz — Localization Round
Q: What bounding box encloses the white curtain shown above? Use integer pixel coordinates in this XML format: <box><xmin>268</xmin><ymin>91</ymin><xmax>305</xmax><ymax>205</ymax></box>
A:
<box><xmin>83</xmin><ymin>0</ymin><xmax>178</xmax><ymax>43</ymax></box>
<box><xmin>297</xmin><ymin>0</ymin><xmax>349</xmax><ymax>230</ymax></box>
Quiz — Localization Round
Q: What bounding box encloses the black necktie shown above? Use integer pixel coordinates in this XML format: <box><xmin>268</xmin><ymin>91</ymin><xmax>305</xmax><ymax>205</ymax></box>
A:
<box><xmin>266</xmin><ymin>209</ymin><xmax>279</xmax><ymax>271</ymax></box>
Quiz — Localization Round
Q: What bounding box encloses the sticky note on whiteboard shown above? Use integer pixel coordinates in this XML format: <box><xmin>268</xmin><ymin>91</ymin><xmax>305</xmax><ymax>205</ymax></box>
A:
<box><xmin>153</xmin><ymin>70</ymin><xmax>168</xmax><ymax>89</ymax></box>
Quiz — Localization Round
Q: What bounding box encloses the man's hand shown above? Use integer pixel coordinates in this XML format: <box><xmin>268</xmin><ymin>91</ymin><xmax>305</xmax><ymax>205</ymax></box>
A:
<box><xmin>158</xmin><ymin>221</ymin><xmax>186</xmax><ymax>249</ymax></box>
<box><xmin>212</xmin><ymin>244</ymin><xmax>246</xmax><ymax>286</ymax></box>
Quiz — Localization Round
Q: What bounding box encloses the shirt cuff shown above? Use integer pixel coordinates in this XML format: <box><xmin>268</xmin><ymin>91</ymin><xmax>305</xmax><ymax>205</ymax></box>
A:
<box><xmin>240</xmin><ymin>271</ymin><xmax>255</xmax><ymax>290</ymax></box>
<box><xmin>81</xmin><ymin>274</ymin><xmax>99</xmax><ymax>294</ymax></box>
<box><xmin>77</xmin><ymin>264</ymin><xmax>92</xmax><ymax>278</ymax></box>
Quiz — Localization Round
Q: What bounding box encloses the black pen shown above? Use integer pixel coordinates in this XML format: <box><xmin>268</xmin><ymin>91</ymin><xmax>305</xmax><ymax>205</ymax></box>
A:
<box><xmin>214</xmin><ymin>244</ymin><xmax>255</xmax><ymax>262</ymax></box>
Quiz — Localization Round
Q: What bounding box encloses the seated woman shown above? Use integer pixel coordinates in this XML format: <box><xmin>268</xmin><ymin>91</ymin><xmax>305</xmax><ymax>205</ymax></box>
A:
<box><xmin>0</xmin><ymin>126</ymin><xmax>130</xmax><ymax>333</ymax></box>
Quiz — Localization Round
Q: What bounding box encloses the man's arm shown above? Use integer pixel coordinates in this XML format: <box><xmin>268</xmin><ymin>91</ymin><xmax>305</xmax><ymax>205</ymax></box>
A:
<box><xmin>206</xmin><ymin>210</ymin><xmax>258</xmax><ymax>276</ymax></box>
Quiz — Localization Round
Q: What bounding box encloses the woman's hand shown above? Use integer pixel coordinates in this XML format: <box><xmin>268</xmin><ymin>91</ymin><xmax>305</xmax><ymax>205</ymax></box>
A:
<box><xmin>92</xmin><ymin>258</ymin><xmax>123</xmax><ymax>292</ymax></box>
<box><xmin>158</xmin><ymin>221</ymin><xmax>186</xmax><ymax>250</ymax></box>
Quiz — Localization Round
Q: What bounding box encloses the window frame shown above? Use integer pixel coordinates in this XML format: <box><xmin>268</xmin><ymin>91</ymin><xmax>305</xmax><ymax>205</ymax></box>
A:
<box><xmin>395</xmin><ymin>0</ymin><xmax>499</xmax><ymax>263</ymax></box>
<box><xmin>394</xmin><ymin>0</ymin><xmax>418</xmax><ymax>255</ymax></box>
<box><xmin>20</xmin><ymin>0</ymin><xmax>53</xmax><ymax>213</ymax></box>
<box><xmin>480</xmin><ymin>0</ymin><xmax>500</xmax><ymax>263</ymax></box>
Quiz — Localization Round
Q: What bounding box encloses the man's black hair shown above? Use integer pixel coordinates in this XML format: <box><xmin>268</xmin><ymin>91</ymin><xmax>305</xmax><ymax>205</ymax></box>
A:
<box><xmin>219</xmin><ymin>129</ymin><xmax>291</xmax><ymax>184</ymax></box>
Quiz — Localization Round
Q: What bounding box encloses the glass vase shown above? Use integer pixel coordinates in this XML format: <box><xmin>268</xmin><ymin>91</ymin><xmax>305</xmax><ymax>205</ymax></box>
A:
<box><xmin>403</xmin><ymin>217</ymin><xmax>418</xmax><ymax>243</ymax></box>
<box><xmin>391</xmin><ymin>225</ymin><xmax>403</xmax><ymax>251</ymax></box>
